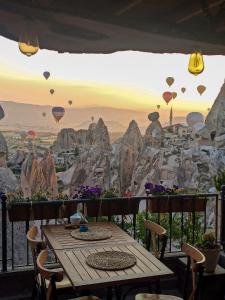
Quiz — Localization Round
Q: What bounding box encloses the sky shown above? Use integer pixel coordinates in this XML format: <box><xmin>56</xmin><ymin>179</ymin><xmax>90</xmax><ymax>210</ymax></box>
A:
<box><xmin>0</xmin><ymin>35</ymin><xmax>225</xmax><ymax>119</ymax></box>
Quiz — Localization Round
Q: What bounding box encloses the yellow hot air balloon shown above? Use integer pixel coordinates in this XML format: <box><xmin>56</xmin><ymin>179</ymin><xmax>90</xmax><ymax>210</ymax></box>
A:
<box><xmin>172</xmin><ymin>92</ymin><xmax>177</xmax><ymax>99</ymax></box>
<box><xmin>18</xmin><ymin>32</ymin><xmax>39</xmax><ymax>57</ymax></box>
<box><xmin>166</xmin><ymin>77</ymin><xmax>174</xmax><ymax>87</ymax></box>
<box><xmin>188</xmin><ymin>52</ymin><xmax>204</xmax><ymax>75</ymax></box>
<box><xmin>181</xmin><ymin>87</ymin><xmax>186</xmax><ymax>93</ymax></box>
<box><xmin>197</xmin><ymin>85</ymin><xmax>206</xmax><ymax>96</ymax></box>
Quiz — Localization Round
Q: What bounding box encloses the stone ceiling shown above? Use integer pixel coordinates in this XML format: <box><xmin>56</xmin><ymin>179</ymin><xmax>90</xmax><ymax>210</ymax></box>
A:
<box><xmin>0</xmin><ymin>0</ymin><xmax>225</xmax><ymax>54</ymax></box>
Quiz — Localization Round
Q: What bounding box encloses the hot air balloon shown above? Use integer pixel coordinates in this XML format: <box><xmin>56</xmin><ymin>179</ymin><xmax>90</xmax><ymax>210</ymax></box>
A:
<box><xmin>50</xmin><ymin>89</ymin><xmax>54</xmax><ymax>95</ymax></box>
<box><xmin>27</xmin><ymin>130</ymin><xmax>36</xmax><ymax>139</ymax></box>
<box><xmin>157</xmin><ymin>105</ymin><xmax>160</xmax><ymax>110</ymax></box>
<box><xmin>166</xmin><ymin>77</ymin><xmax>174</xmax><ymax>87</ymax></box>
<box><xmin>0</xmin><ymin>105</ymin><xmax>5</xmax><ymax>121</ymax></box>
<box><xmin>188</xmin><ymin>52</ymin><xmax>204</xmax><ymax>76</ymax></box>
<box><xmin>172</xmin><ymin>92</ymin><xmax>177</xmax><ymax>99</ymax></box>
<box><xmin>68</xmin><ymin>100</ymin><xmax>72</xmax><ymax>106</ymax></box>
<box><xmin>42</xmin><ymin>112</ymin><xmax>46</xmax><ymax>117</ymax></box>
<box><xmin>18</xmin><ymin>32</ymin><xmax>39</xmax><ymax>57</ymax></box>
<box><xmin>162</xmin><ymin>91</ymin><xmax>173</xmax><ymax>105</ymax></box>
<box><xmin>43</xmin><ymin>71</ymin><xmax>50</xmax><ymax>80</ymax></box>
<box><xmin>207</xmin><ymin>107</ymin><xmax>210</xmax><ymax>112</ymax></box>
<box><xmin>181</xmin><ymin>87</ymin><xmax>186</xmax><ymax>93</ymax></box>
<box><xmin>91</xmin><ymin>116</ymin><xmax>94</xmax><ymax>122</ymax></box>
<box><xmin>186</xmin><ymin>112</ymin><xmax>204</xmax><ymax>127</ymax></box>
<box><xmin>197</xmin><ymin>85</ymin><xmax>206</xmax><ymax>96</ymax></box>
<box><xmin>52</xmin><ymin>107</ymin><xmax>65</xmax><ymax>123</ymax></box>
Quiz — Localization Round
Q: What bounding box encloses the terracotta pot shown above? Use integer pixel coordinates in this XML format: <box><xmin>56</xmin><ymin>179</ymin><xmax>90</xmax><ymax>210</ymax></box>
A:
<box><xmin>200</xmin><ymin>247</ymin><xmax>220</xmax><ymax>273</ymax></box>
<box><xmin>148</xmin><ymin>196</ymin><xmax>206</xmax><ymax>213</ymax></box>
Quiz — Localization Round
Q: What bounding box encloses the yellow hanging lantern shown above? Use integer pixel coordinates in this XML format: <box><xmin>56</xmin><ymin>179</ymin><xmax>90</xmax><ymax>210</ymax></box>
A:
<box><xmin>18</xmin><ymin>32</ymin><xmax>39</xmax><ymax>57</ymax></box>
<box><xmin>188</xmin><ymin>52</ymin><xmax>204</xmax><ymax>76</ymax></box>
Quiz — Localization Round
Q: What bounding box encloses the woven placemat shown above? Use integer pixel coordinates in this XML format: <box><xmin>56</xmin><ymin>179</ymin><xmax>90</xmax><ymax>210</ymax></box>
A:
<box><xmin>86</xmin><ymin>251</ymin><xmax>137</xmax><ymax>270</ymax></box>
<box><xmin>71</xmin><ymin>227</ymin><xmax>112</xmax><ymax>241</ymax></box>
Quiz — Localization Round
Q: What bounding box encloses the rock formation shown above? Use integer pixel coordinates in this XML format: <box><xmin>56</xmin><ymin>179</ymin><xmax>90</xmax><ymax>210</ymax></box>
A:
<box><xmin>0</xmin><ymin>132</ymin><xmax>8</xmax><ymax>167</ymax></box>
<box><xmin>21</xmin><ymin>151</ymin><xmax>58</xmax><ymax>198</ymax></box>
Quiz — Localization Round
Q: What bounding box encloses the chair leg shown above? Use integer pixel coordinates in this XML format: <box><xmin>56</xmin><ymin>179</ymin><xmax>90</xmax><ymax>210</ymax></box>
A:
<box><xmin>107</xmin><ymin>287</ymin><xmax>113</xmax><ymax>300</ymax></box>
<box><xmin>31</xmin><ymin>282</ymin><xmax>37</xmax><ymax>300</ymax></box>
<box><xmin>155</xmin><ymin>280</ymin><xmax>161</xmax><ymax>294</ymax></box>
<box><xmin>115</xmin><ymin>286</ymin><xmax>122</xmax><ymax>300</ymax></box>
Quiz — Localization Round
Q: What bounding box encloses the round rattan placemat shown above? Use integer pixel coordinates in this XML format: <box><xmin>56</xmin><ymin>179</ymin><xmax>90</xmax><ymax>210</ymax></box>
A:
<box><xmin>86</xmin><ymin>251</ymin><xmax>137</xmax><ymax>270</ymax></box>
<box><xmin>71</xmin><ymin>227</ymin><xmax>112</xmax><ymax>241</ymax></box>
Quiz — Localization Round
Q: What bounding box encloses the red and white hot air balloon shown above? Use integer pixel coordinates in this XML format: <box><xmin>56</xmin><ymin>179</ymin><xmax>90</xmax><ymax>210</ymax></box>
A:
<box><xmin>162</xmin><ymin>91</ymin><xmax>173</xmax><ymax>105</ymax></box>
<box><xmin>27</xmin><ymin>130</ymin><xmax>36</xmax><ymax>140</ymax></box>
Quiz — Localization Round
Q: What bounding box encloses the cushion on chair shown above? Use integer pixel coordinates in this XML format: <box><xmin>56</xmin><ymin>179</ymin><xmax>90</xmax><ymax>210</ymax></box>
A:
<box><xmin>45</xmin><ymin>268</ymin><xmax>72</xmax><ymax>289</ymax></box>
<box><xmin>135</xmin><ymin>294</ymin><xmax>182</xmax><ymax>300</ymax></box>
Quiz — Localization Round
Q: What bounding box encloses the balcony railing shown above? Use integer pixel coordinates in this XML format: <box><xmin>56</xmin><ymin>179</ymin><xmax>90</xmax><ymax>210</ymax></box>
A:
<box><xmin>1</xmin><ymin>190</ymin><xmax>223</xmax><ymax>273</ymax></box>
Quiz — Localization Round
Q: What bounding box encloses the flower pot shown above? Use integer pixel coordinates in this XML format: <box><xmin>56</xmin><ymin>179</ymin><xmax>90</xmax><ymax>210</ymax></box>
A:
<box><xmin>7</xmin><ymin>201</ymin><xmax>77</xmax><ymax>221</ymax></box>
<box><xmin>86</xmin><ymin>198</ymin><xmax>140</xmax><ymax>217</ymax></box>
<box><xmin>200</xmin><ymin>247</ymin><xmax>220</xmax><ymax>273</ymax></box>
<box><xmin>147</xmin><ymin>196</ymin><xmax>206</xmax><ymax>213</ymax></box>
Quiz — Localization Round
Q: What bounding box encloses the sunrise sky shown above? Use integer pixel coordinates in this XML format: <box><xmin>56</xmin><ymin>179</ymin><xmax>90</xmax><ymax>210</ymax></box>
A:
<box><xmin>0</xmin><ymin>35</ymin><xmax>225</xmax><ymax>119</ymax></box>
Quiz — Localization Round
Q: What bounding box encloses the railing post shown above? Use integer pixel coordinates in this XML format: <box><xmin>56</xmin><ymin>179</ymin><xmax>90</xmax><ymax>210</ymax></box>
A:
<box><xmin>1</xmin><ymin>193</ymin><xmax>7</xmax><ymax>272</ymax></box>
<box><xmin>221</xmin><ymin>185</ymin><xmax>225</xmax><ymax>251</ymax></box>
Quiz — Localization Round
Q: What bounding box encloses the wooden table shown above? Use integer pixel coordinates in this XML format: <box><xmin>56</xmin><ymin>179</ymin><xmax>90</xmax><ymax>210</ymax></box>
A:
<box><xmin>42</xmin><ymin>222</ymin><xmax>173</xmax><ymax>294</ymax></box>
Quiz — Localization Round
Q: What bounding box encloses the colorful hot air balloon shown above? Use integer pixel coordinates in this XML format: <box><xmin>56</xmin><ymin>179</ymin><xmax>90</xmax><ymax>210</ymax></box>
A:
<box><xmin>172</xmin><ymin>92</ymin><xmax>177</xmax><ymax>99</ymax></box>
<box><xmin>197</xmin><ymin>85</ymin><xmax>206</xmax><ymax>96</ymax></box>
<box><xmin>162</xmin><ymin>91</ymin><xmax>173</xmax><ymax>105</ymax></box>
<box><xmin>52</xmin><ymin>107</ymin><xmax>65</xmax><ymax>123</ymax></box>
<box><xmin>68</xmin><ymin>100</ymin><xmax>72</xmax><ymax>106</ymax></box>
<box><xmin>27</xmin><ymin>130</ymin><xmax>36</xmax><ymax>139</ymax></box>
<box><xmin>157</xmin><ymin>105</ymin><xmax>160</xmax><ymax>110</ymax></box>
<box><xmin>42</xmin><ymin>112</ymin><xmax>46</xmax><ymax>117</ymax></box>
<box><xmin>0</xmin><ymin>105</ymin><xmax>5</xmax><ymax>121</ymax></box>
<box><xmin>166</xmin><ymin>77</ymin><xmax>174</xmax><ymax>87</ymax></box>
<box><xmin>181</xmin><ymin>87</ymin><xmax>186</xmax><ymax>93</ymax></box>
<box><xmin>50</xmin><ymin>89</ymin><xmax>54</xmax><ymax>95</ymax></box>
<box><xmin>43</xmin><ymin>71</ymin><xmax>50</xmax><ymax>80</ymax></box>
<box><xmin>188</xmin><ymin>52</ymin><xmax>204</xmax><ymax>76</ymax></box>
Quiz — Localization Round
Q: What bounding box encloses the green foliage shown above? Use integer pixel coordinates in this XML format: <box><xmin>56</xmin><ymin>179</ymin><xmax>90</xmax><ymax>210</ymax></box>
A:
<box><xmin>214</xmin><ymin>170</ymin><xmax>225</xmax><ymax>191</ymax></box>
<box><xmin>196</xmin><ymin>230</ymin><xmax>219</xmax><ymax>249</ymax></box>
<box><xmin>135</xmin><ymin>211</ymin><xmax>204</xmax><ymax>247</ymax></box>
<box><xmin>55</xmin><ymin>166</ymin><xmax>66</xmax><ymax>172</ymax></box>
<box><xmin>102</xmin><ymin>188</ymin><xmax>120</xmax><ymax>198</ymax></box>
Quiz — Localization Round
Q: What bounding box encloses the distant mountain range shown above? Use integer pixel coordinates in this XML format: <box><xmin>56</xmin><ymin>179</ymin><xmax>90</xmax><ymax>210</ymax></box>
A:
<box><xmin>0</xmin><ymin>100</ymin><xmax>186</xmax><ymax>133</ymax></box>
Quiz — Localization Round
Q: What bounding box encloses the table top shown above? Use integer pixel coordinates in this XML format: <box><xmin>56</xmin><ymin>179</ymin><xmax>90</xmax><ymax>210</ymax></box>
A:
<box><xmin>55</xmin><ymin>243</ymin><xmax>173</xmax><ymax>290</ymax></box>
<box><xmin>42</xmin><ymin>222</ymin><xmax>173</xmax><ymax>290</ymax></box>
<box><xmin>42</xmin><ymin>222</ymin><xmax>134</xmax><ymax>250</ymax></box>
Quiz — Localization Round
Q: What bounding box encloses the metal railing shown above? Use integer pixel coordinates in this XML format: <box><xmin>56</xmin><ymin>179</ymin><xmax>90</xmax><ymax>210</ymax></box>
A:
<box><xmin>0</xmin><ymin>191</ymin><xmax>222</xmax><ymax>273</ymax></box>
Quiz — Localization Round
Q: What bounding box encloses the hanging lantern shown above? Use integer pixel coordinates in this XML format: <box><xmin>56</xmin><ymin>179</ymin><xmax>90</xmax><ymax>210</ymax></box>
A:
<box><xmin>18</xmin><ymin>32</ymin><xmax>39</xmax><ymax>57</ymax></box>
<box><xmin>188</xmin><ymin>52</ymin><xmax>204</xmax><ymax>76</ymax></box>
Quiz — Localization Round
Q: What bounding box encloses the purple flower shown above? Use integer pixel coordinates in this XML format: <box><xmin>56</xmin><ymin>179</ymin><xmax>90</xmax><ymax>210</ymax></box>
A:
<box><xmin>145</xmin><ymin>182</ymin><xmax>154</xmax><ymax>191</ymax></box>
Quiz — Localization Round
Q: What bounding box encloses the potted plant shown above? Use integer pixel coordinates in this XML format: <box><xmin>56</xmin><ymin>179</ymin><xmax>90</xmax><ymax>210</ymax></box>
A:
<box><xmin>7</xmin><ymin>192</ymin><xmax>77</xmax><ymax>221</ymax></box>
<box><xmin>83</xmin><ymin>187</ymin><xmax>140</xmax><ymax>217</ymax></box>
<box><xmin>196</xmin><ymin>230</ymin><xmax>221</xmax><ymax>273</ymax></box>
<box><xmin>145</xmin><ymin>182</ymin><xmax>206</xmax><ymax>213</ymax></box>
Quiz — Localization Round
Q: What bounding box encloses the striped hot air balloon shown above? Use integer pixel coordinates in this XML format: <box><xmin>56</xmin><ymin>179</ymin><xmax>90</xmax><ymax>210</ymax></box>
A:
<box><xmin>52</xmin><ymin>107</ymin><xmax>65</xmax><ymax>123</ymax></box>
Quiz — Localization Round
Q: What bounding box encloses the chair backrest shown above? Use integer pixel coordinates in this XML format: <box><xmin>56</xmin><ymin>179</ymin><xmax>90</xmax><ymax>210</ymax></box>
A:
<box><xmin>37</xmin><ymin>249</ymin><xmax>63</xmax><ymax>300</ymax></box>
<box><xmin>27</xmin><ymin>226</ymin><xmax>46</xmax><ymax>262</ymax></box>
<box><xmin>182</xmin><ymin>243</ymin><xmax>205</xmax><ymax>300</ymax></box>
<box><xmin>144</xmin><ymin>220</ymin><xmax>167</xmax><ymax>260</ymax></box>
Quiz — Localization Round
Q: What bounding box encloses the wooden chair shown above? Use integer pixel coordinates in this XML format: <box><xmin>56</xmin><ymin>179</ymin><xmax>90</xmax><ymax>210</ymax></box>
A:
<box><xmin>182</xmin><ymin>243</ymin><xmax>205</xmax><ymax>300</ymax></box>
<box><xmin>37</xmin><ymin>249</ymin><xmax>99</xmax><ymax>300</ymax></box>
<box><xmin>144</xmin><ymin>220</ymin><xmax>168</xmax><ymax>261</ymax></box>
<box><xmin>135</xmin><ymin>243</ymin><xmax>205</xmax><ymax>300</ymax></box>
<box><xmin>122</xmin><ymin>221</ymin><xmax>168</xmax><ymax>299</ymax></box>
<box><xmin>27</xmin><ymin>226</ymin><xmax>47</xmax><ymax>299</ymax></box>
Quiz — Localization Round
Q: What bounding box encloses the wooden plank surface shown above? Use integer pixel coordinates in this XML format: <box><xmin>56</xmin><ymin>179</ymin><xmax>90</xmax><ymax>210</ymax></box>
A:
<box><xmin>42</xmin><ymin>222</ymin><xmax>134</xmax><ymax>250</ymax></box>
<box><xmin>55</xmin><ymin>243</ymin><xmax>173</xmax><ymax>290</ymax></box>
